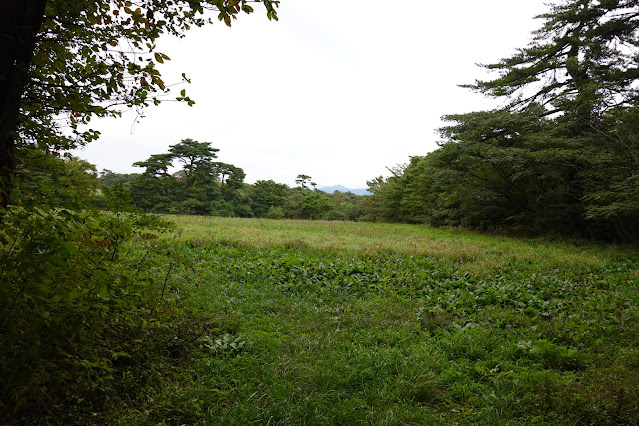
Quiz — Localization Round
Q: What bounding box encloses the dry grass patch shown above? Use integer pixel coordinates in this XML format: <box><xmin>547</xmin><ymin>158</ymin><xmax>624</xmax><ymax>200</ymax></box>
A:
<box><xmin>166</xmin><ymin>215</ymin><xmax>626</xmax><ymax>277</ymax></box>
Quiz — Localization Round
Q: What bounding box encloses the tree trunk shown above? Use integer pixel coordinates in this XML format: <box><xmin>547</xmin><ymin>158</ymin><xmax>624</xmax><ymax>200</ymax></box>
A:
<box><xmin>0</xmin><ymin>0</ymin><xmax>47</xmax><ymax>207</ymax></box>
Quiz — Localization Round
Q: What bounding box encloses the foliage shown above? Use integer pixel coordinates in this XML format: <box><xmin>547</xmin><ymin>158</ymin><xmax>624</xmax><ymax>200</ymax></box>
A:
<box><xmin>11</xmin><ymin>147</ymin><xmax>101</xmax><ymax>209</ymax></box>
<box><xmin>363</xmin><ymin>107</ymin><xmax>639</xmax><ymax>240</ymax></box>
<box><xmin>129</xmin><ymin>139</ymin><xmax>245</xmax><ymax>215</ymax></box>
<box><xmin>581</xmin><ymin>106</ymin><xmax>639</xmax><ymax>240</ymax></box>
<box><xmin>99</xmin><ymin>168</ymin><xmax>135</xmax><ymax>188</ymax></box>
<box><xmin>362</xmin><ymin>0</ymin><xmax>639</xmax><ymax>242</ymax></box>
<box><xmin>169</xmin><ymin>139</ymin><xmax>219</xmax><ymax>177</ymax></box>
<box><xmin>17</xmin><ymin>0</ymin><xmax>279</xmax><ymax>152</ymax></box>
<box><xmin>0</xmin><ymin>205</ymin><xmax>208</xmax><ymax>423</ymax></box>
<box><xmin>295</xmin><ymin>174</ymin><xmax>315</xmax><ymax>190</ymax></box>
<box><xmin>133</xmin><ymin>154</ymin><xmax>174</xmax><ymax>178</ymax></box>
<box><xmin>122</xmin><ymin>160</ymin><xmax>366</xmax><ymax>220</ymax></box>
<box><xmin>466</xmin><ymin>0</ymin><xmax>639</xmax><ymax>117</ymax></box>
<box><xmin>138</xmin><ymin>216</ymin><xmax>639</xmax><ymax>424</ymax></box>
<box><xmin>250</xmin><ymin>179</ymin><xmax>289</xmax><ymax>217</ymax></box>
<box><xmin>298</xmin><ymin>189</ymin><xmax>332</xmax><ymax>220</ymax></box>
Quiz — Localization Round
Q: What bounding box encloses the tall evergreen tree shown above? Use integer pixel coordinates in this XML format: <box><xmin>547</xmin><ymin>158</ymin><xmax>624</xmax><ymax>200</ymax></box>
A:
<box><xmin>467</xmin><ymin>0</ymin><xmax>639</xmax><ymax>120</ymax></box>
<box><xmin>169</xmin><ymin>139</ymin><xmax>219</xmax><ymax>178</ymax></box>
<box><xmin>364</xmin><ymin>0</ymin><xmax>639</xmax><ymax>241</ymax></box>
<box><xmin>133</xmin><ymin>154</ymin><xmax>174</xmax><ymax>178</ymax></box>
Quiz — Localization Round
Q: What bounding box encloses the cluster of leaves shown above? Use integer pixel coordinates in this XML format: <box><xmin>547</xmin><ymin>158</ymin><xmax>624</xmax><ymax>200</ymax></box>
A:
<box><xmin>20</xmin><ymin>0</ymin><xmax>279</xmax><ymax>152</ymax></box>
<box><xmin>361</xmin><ymin>0</ymin><xmax>639</xmax><ymax>242</ymax></box>
<box><xmin>10</xmin><ymin>146</ymin><xmax>102</xmax><ymax>209</ymax></box>
<box><xmin>103</xmin><ymin>146</ymin><xmax>366</xmax><ymax>220</ymax></box>
<box><xmin>0</xmin><ymin>200</ymin><xmax>215</xmax><ymax>423</ymax></box>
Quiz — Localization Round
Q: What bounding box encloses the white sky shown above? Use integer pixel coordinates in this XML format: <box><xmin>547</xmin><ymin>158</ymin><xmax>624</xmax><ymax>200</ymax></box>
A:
<box><xmin>73</xmin><ymin>0</ymin><xmax>549</xmax><ymax>189</ymax></box>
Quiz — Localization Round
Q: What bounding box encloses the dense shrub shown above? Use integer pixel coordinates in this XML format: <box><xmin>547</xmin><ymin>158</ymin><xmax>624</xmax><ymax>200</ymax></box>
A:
<box><xmin>0</xmin><ymin>206</ymin><xmax>201</xmax><ymax>423</ymax></box>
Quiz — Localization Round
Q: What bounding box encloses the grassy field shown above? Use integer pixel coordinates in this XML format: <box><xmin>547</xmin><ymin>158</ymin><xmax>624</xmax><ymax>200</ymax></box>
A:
<box><xmin>133</xmin><ymin>216</ymin><xmax>639</xmax><ymax>424</ymax></box>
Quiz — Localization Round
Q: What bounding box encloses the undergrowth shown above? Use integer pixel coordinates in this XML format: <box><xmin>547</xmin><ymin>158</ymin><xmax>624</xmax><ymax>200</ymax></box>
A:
<box><xmin>3</xmin><ymin>214</ymin><xmax>638</xmax><ymax>424</ymax></box>
<box><xmin>0</xmin><ymin>207</ymin><xmax>216</xmax><ymax>424</ymax></box>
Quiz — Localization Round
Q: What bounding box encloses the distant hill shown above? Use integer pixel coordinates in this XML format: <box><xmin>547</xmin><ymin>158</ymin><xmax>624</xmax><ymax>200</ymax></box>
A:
<box><xmin>320</xmin><ymin>185</ymin><xmax>370</xmax><ymax>196</ymax></box>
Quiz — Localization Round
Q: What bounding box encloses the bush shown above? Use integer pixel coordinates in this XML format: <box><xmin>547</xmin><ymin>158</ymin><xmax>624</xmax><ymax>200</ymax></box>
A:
<box><xmin>0</xmin><ymin>206</ymin><xmax>199</xmax><ymax>423</ymax></box>
<box><xmin>265</xmin><ymin>206</ymin><xmax>285</xmax><ymax>219</ymax></box>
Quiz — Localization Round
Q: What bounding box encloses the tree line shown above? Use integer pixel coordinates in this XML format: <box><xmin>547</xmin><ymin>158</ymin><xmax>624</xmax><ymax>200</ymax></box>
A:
<box><xmin>362</xmin><ymin>1</ymin><xmax>639</xmax><ymax>243</ymax></box>
<box><xmin>12</xmin><ymin>138</ymin><xmax>366</xmax><ymax>221</ymax></box>
<box><xmin>124</xmin><ymin>138</ymin><xmax>364</xmax><ymax>219</ymax></box>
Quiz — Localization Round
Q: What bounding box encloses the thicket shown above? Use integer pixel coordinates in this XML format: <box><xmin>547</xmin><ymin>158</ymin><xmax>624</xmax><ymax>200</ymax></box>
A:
<box><xmin>0</xmin><ymin>147</ymin><xmax>231</xmax><ymax>422</ymax></box>
<box><xmin>362</xmin><ymin>1</ymin><xmax>639</xmax><ymax>243</ymax></box>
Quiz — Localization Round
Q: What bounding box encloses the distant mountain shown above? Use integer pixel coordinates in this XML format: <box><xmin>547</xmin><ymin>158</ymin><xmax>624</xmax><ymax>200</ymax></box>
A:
<box><xmin>320</xmin><ymin>185</ymin><xmax>370</xmax><ymax>196</ymax></box>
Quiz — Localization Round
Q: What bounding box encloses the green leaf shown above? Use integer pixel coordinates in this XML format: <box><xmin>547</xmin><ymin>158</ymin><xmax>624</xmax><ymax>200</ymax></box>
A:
<box><xmin>98</xmin><ymin>286</ymin><xmax>109</xmax><ymax>300</ymax></box>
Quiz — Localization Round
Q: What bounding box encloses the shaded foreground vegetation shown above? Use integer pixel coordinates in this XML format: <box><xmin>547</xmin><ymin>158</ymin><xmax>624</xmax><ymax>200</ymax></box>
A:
<box><xmin>134</xmin><ymin>218</ymin><xmax>639</xmax><ymax>423</ymax></box>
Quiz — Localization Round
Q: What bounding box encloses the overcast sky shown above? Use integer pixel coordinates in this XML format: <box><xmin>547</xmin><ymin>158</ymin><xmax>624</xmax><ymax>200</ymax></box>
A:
<box><xmin>73</xmin><ymin>0</ymin><xmax>549</xmax><ymax>189</ymax></box>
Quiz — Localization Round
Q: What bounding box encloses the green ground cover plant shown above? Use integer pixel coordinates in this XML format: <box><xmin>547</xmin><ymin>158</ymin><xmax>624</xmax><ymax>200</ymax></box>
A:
<box><xmin>127</xmin><ymin>216</ymin><xmax>639</xmax><ymax>425</ymax></box>
<box><xmin>0</xmin><ymin>207</ymin><xmax>212</xmax><ymax>424</ymax></box>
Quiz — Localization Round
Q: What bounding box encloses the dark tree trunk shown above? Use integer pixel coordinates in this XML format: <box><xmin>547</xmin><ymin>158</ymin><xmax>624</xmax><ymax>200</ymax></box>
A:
<box><xmin>0</xmin><ymin>0</ymin><xmax>47</xmax><ymax>207</ymax></box>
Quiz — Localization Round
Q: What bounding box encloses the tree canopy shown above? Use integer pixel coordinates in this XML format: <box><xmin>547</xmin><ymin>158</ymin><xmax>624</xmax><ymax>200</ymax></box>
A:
<box><xmin>0</xmin><ymin>0</ymin><xmax>279</xmax><ymax>204</ymax></box>
<box><xmin>467</xmin><ymin>0</ymin><xmax>639</xmax><ymax>119</ymax></box>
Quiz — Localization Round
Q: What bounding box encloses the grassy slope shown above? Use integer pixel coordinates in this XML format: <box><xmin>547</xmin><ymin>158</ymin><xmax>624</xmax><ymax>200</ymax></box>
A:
<box><xmin>148</xmin><ymin>216</ymin><xmax>639</xmax><ymax>425</ymax></box>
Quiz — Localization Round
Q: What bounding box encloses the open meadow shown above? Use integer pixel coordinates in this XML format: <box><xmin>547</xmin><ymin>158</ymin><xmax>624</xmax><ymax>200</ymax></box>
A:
<box><xmin>136</xmin><ymin>216</ymin><xmax>639</xmax><ymax>425</ymax></box>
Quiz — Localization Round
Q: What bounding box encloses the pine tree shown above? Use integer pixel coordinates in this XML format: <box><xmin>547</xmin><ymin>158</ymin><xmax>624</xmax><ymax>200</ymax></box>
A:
<box><xmin>466</xmin><ymin>0</ymin><xmax>639</xmax><ymax>121</ymax></box>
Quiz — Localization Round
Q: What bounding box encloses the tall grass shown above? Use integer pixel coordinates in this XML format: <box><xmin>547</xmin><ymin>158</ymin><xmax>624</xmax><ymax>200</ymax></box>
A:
<box><xmin>121</xmin><ymin>215</ymin><xmax>639</xmax><ymax>425</ymax></box>
<box><xmin>170</xmin><ymin>215</ymin><xmax>629</xmax><ymax>276</ymax></box>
